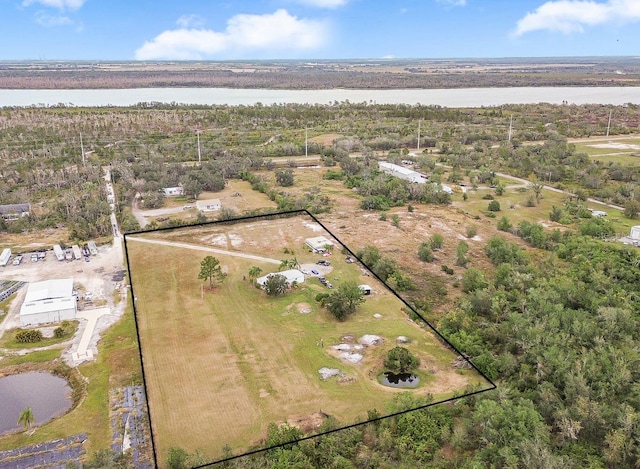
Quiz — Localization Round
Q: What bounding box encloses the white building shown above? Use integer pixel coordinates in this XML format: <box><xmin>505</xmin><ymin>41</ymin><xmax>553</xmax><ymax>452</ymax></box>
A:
<box><xmin>256</xmin><ymin>269</ymin><xmax>305</xmax><ymax>288</ymax></box>
<box><xmin>378</xmin><ymin>161</ymin><xmax>428</xmax><ymax>184</ymax></box>
<box><xmin>20</xmin><ymin>278</ymin><xmax>77</xmax><ymax>326</ymax></box>
<box><xmin>630</xmin><ymin>226</ymin><xmax>640</xmax><ymax>240</ymax></box>
<box><xmin>162</xmin><ymin>186</ymin><xmax>184</xmax><ymax>197</ymax></box>
<box><xmin>196</xmin><ymin>199</ymin><xmax>221</xmax><ymax>212</ymax></box>
<box><xmin>305</xmin><ymin>236</ymin><xmax>335</xmax><ymax>253</ymax></box>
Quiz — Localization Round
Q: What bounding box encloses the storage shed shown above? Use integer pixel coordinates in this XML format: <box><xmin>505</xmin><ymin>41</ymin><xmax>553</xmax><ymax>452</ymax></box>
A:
<box><xmin>20</xmin><ymin>278</ymin><xmax>77</xmax><ymax>326</ymax></box>
<box><xmin>305</xmin><ymin>236</ymin><xmax>335</xmax><ymax>253</ymax></box>
<box><xmin>630</xmin><ymin>226</ymin><xmax>640</xmax><ymax>240</ymax></box>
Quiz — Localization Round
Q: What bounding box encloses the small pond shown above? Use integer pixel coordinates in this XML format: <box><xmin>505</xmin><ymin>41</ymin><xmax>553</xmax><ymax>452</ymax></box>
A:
<box><xmin>381</xmin><ymin>372</ymin><xmax>420</xmax><ymax>388</ymax></box>
<box><xmin>0</xmin><ymin>371</ymin><xmax>72</xmax><ymax>434</ymax></box>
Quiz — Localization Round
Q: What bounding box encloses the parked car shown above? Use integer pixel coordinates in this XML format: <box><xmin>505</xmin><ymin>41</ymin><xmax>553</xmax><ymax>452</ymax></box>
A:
<box><xmin>311</xmin><ymin>269</ymin><xmax>319</xmax><ymax>275</ymax></box>
<box><xmin>317</xmin><ymin>260</ymin><xmax>331</xmax><ymax>266</ymax></box>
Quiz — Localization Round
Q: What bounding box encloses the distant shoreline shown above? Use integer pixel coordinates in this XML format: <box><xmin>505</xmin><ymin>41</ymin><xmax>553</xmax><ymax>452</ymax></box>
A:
<box><xmin>1</xmin><ymin>57</ymin><xmax>639</xmax><ymax>90</ymax></box>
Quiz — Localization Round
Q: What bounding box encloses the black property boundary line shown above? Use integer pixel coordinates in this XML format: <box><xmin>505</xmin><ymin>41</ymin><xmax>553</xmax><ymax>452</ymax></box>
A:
<box><xmin>123</xmin><ymin>209</ymin><xmax>496</xmax><ymax>469</ymax></box>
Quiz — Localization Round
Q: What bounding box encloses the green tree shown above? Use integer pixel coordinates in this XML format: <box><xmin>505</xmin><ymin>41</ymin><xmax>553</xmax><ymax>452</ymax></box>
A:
<box><xmin>248</xmin><ymin>266</ymin><xmax>263</xmax><ymax>285</ymax></box>
<box><xmin>198</xmin><ymin>255</ymin><xmax>226</xmax><ymax>288</ymax></box>
<box><xmin>623</xmin><ymin>199</ymin><xmax>640</xmax><ymax>219</ymax></box>
<box><xmin>384</xmin><ymin>346</ymin><xmax>420</xmax><ymax>374</ymax></box>
<box><xmin>461</xmin><ymin>267</ymin><xmax>489</xmax><ymax>293</ymax></box>
<box><xmin>323</xmin><ymin>281</ymin><xmax>365</xmax><ymax>321</ymax></box>
<box><xmin>166</xmin><ymin>447</ymin><xmax>189</xmax><ymax>469</ymax></box>
<box><xmin>530</xmin><ymin>181</ymin><xmax>544</xmax><ymax>205</ymax></box>
<box><xmin>275</xmin><ymin>169</ymin><xmax>295</xmax><ymax>187</ymax></box>
<box><xmin>17</xmin><ymin>406</ymin><xmax>34</xmax><ymax>432</ymax></box>
<box><xmin>390</xmin><ymin>214</ymin><xmax>400</xmax><ymax>227</ymax></box>
<box><xmin>263</xmin><ymin>274</ymin><xmax>288</xmax><ymax>296</ymax></box>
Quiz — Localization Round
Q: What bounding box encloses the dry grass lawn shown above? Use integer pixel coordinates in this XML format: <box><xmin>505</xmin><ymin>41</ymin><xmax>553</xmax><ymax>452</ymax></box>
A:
<box><xmin>127</xmin><ymin>214</ymin><xmax>488</xmax><ymax>465</ymax></box>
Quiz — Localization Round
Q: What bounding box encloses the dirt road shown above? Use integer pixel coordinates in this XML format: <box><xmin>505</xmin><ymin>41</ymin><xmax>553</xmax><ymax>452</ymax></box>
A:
<box><xmin>125</xmin><ymin>236</ymin><xmax>282</xmax><ymax>265</ymax></box>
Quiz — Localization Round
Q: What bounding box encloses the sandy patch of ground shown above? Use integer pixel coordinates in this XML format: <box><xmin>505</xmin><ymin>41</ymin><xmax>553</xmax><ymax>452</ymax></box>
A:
<box><xmin>588</xmin><ymin>142</ymin><xmax>640</xmax><ymax>150</ymax></box>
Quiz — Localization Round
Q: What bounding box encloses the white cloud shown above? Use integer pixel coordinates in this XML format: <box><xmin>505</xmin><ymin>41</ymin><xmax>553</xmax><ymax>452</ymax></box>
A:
<box><xmin>293</xmin><ymin>0</ymin><xmax>349</xmax><ymax>8</ymax></box>
<box><xmin>135</xmin><ymin>9</ymin><xmax>329</xmax><ymax>60</ymax></box>
<box><xmin>514</xmin><ymin>0</ymin><xmax>640</xmax><ymax>36</ymax></box>
<box><xmin>22</xmin><ymin>0</ymin><xmax>85</xmax><ymax>10</ymax></box>
<box><xmin>34</xmin><ymin>11</ymin><xmax>73</xmax><ymax>26</ymax></box>
<box><xmin>177</xmin><ymin>14</ymin><xmax>205</xmax><ymax>29</ymax></box>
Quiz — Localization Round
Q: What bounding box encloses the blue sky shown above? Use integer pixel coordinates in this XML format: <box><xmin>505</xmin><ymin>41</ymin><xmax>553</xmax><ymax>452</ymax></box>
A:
<box><xmin>2</xmin><ymin>0</ymin><xmax>639</xmax><ymax>60</ymax></box>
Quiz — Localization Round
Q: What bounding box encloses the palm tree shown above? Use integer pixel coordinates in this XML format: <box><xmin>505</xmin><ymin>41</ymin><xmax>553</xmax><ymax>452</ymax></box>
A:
<box><xmin>278</xmin><ymin>259</ymin><xmax>289</xmax><ymax>271</ymax></box>
<box><xmin>17</xmin><ymin>407</ymin><xmax>35</xmax><ymax>432</ymax></box>
<box><xmin>248</xmin><ymin>266</ymin><xmax>262</xmax><ymax>286</ymax></box>
<box><xmin>288</xmin><ymin>257</ymin><xmax>300</xmax><ymax>269</ymax></box>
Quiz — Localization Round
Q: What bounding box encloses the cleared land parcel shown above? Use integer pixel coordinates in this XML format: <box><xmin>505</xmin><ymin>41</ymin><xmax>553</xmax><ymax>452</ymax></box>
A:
<box><xmin>125</xmin><ymin>212</ymin><xmax>491</xmax><ymax>466</ymax></box>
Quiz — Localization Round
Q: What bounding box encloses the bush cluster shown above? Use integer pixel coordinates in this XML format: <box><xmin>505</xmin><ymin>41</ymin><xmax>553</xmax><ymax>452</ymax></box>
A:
<box><xmin>15</xmin><ymin>329</ymin><xmax>43</xmax><ymax>343</ymax></box>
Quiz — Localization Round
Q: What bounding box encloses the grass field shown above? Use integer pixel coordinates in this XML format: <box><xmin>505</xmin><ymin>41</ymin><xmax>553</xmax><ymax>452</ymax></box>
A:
<box><xmin>126</xmin><ymin>214</ymin><xmax>488</xmax><ymax>465</ymax></box>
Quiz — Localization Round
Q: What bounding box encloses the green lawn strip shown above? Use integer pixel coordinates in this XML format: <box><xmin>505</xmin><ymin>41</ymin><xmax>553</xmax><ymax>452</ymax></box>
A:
<box><xmin>0</xmin><ymin>322</ymin><xmax>79</xmax><ymax>349</ymax></box>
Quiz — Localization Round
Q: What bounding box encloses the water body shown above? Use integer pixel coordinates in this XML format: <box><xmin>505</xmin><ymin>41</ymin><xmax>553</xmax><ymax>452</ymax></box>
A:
<box><xmin>381</xmin><ymin>372</ymin><xmax>420</xmax><ymax>388</ymax></box>
<box><xmin>0</xmin><ymin>371</ymin><xmax>72</xmax><ymax>434</ymax></box>
<box><xmin>0</xmin><ymin>87</ymin><xmax>639</xmax><ymax>108</ymax></box>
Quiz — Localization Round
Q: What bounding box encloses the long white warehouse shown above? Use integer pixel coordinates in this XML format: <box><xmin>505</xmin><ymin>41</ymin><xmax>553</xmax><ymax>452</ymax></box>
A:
<box><xmin>20</xmin><ymin>278</ymin><xmax>77</xmax><ymax>326</ymax></box>
<box><xmin>378</xmin><ymin>161</ymin><xmax>428</xmax><ymax>184</ymax></box>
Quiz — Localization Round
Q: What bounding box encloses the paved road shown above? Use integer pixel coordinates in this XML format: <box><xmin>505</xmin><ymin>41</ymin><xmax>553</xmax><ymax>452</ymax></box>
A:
<box><xmin>126</xmin><ymin>236</ymin><xmax>282</xmax><ymax>265</ymax></box>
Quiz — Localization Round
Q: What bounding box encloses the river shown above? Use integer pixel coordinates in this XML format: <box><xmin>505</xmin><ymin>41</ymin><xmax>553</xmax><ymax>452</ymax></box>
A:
<box><xmin>0</xmin><ymin>86</ymin><xmax>639</xmax><ymax>108</ymax></box>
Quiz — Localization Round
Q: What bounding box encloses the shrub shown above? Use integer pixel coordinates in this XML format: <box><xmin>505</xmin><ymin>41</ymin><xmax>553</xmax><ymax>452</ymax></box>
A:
<box><xmin>497</xmin><ymin>216</ymin><xmax>512</xmax><ymax>232</ymax></box>
<box><xmin>488</xmin><ymin>200</ymin><xmax>501</xmax><ymax>212</ymax></box>
<box><xmin>430</xmin><ymin>233</ymin><xmax>444</xmax><ymax>250</ymax></box>
<box><xmin>418</xmin><ymin>242</ymin><xmax>434</xmax><ymax>262</ymax></box>
<box><xmin>466</xmin><ymin>225</ymin><xmax>478</xmax><ymax>238</ymax></box>
<box><xmin>15</xmin><ymin>329</ymin><xmax>43</xmax><ymax>343</ymax></box>
<box><xmin>482</xmin><ymin>194</ymin><xmax>495</xmax><ymax>200</ymax></box>
<box><xmin>441</xmin><ymin>265</ymin><xmax>454</xmax><ymax>275</ymax></box>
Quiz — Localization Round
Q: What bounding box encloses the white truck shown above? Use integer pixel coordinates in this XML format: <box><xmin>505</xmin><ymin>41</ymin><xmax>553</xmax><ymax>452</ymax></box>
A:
<box><xmin>53</xmin><ymin>244</ymin><xmax>65</xmax><ymax>261</ymax></box>
<box><xmin>87</xmin><ymin>241</ymin><xmax>98</xmax><ymax>256</ymax></box>
<box><xmin>72</xmin><ymin>244</ymin><xmax>82</xmax><ymax>261</ymax></box>
<box><xmin>0</xmin><ymin>248</ymin><xmax>12</xmax><ymax>267</ymax></box>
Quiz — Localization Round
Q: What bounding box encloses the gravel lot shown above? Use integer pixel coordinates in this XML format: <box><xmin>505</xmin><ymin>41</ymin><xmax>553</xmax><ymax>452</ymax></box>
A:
<box><xmin>0</xmin><ymin>239</ymin><xmax>127</xmax><ymax>365</ymax></box>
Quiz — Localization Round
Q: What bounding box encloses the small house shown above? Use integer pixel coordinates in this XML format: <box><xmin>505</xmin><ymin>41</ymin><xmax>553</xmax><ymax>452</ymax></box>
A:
<box><xmin>358</xmin><ymin>284</ymin><xmax>372</xmax><ymax>295</ymax></box>
<box><xmin>256</xmin><ymin>269</ymin><xmax>305</xmax><ymax>288</ymax></box>
<box><xmin>0</xmin><ymin>203</ymin><xmax>31</xmax><ymax>221</ymax></box>
<box><xmin>162</xmin><ymin>186</ymin><xmax>184</xmax><ymax>197</ymax></box>
<box><xmin>196</xmin><ymin>199</ymin><xmax>221</xmax><ymax>212</ymax></box>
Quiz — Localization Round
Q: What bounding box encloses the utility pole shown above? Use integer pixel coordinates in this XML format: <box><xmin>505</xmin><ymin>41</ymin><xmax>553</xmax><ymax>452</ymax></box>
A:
<box><xmin>80</xmin><ymin>133</ymin><xmax>85</xmax><ymax>165</ymax></box>
<box><xmin>508</xmin><ymin>115</ymin><xmax>513</xmax><ymax>141</ymax></box>
<box><xmin>417</xmin><ymin>120</ymin><xmax>421</xmax><ymax>152</ymax></box>
<box><xmin>196</xmin><ymin>130</ymin><xmax>201</xmax><ymax>166</ymax></box>
<box><xmin>305</xmin><ymin>127</ymin><xmax>308</xmax><ymax>158</ymax></box>
<box><xmin>606</xmin><ymin>109</ymin><xmax>612</xmax><ymax>137</ymax></box>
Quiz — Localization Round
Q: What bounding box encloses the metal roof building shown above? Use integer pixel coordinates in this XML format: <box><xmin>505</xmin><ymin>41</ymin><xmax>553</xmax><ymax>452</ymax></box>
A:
<box><xmin>378</xmin><ymin>162</ymin><xmax>428</xmax><ymax>184</ymax></box>
<box><xmin>20</xmin><ymin>278</ymin><xmax>77</xmax><ymax>326</ymax></box>
<box><xmin>305</xmin><ymin>236</ymin><xmax>335</xmax><ymax>252</ymax></box>
<box><xmin>256</xmin><ymin>269</ymin><xmax>305</xmax><ymax>288</ymax></box>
